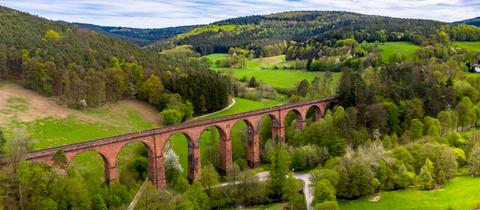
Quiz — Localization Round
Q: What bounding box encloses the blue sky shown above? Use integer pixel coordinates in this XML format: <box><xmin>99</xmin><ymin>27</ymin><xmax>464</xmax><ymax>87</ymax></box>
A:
<box><xmin>1</xmin><ymin>0</ymin><xmax>479</xmax><ymax>28</ymax></box>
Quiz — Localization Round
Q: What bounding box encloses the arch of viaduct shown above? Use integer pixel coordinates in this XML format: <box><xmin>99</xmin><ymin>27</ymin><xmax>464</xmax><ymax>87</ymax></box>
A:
<box><xmin>15</xmin><ymin>96</ymin><xmax>335</xmax><ymax>189</ymax></box>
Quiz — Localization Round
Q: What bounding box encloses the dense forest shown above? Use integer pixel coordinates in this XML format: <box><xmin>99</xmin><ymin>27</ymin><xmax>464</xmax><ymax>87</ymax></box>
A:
<box><xmin>0</xmin><ymin>6</ymin><xmax>229</xmax><ymax>123</ymax></box>
<box><xmin>74</xmin><ymin>23</ymin><xmax>197</xmax><ymax>46</ymax></box>
<box><xmin>149</xmin><ymin>11</ymin><xmax>472</xmax><ymax>56</ymax></box>
<box><xmin>458</xmin><ymin>17</ymin><xmax>480</xmax><ymax>27</ymax></box>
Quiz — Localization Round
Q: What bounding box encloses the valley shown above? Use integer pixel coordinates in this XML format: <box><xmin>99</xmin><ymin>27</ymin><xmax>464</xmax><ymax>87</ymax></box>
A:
<box><xmin>0</xmin><ymin>3</ymin><xmax>480</xmax><ymax>210</ymax></box>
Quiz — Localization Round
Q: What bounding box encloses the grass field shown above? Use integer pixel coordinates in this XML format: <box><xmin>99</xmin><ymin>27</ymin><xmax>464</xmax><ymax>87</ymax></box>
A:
<box><xmin>378</xmin><ymin>41</ymin><xmax>420</xmax><ymax>63</ymax></box>
<box><xmin>340</xmin><ymin>176</ymin><xmax>480</xmax><ymax>210</ymax></box>
<box><xmin>198</xmin><ymin>97</ymin><xmax>282</xmax><ymax>120</ymax></box>
<box><xmin>204</xmin><ymin>54</ymin><xmax>340</xmax><ymax>89</ymax></box>
<box><xmin>454</xmin><ymin>41</ymin><xmax>480</xmax><ymax>52</ymax></box>
<box><xmin>204</xmin><ymin>53</ymin><xmax>229</xmax><ymax>66</ymax></box>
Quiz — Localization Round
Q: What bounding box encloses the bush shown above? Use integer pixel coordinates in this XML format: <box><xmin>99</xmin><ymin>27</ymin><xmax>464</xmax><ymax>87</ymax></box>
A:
<box><xmin>159</xmin><ymin>108</ymin><xmax>184</xmax><ymax>125</ymax></box>
<box><xmin>313</xmin><ymin>179</ymin><xmax>336</xmax><ymax>205</ymax></box>
<box><xmin>411</xmin><ymin>143</ymin><xmax>458</xmax><ymax>185</ymax></box>
<box><xmin>310</xmin><ymin>169</ymin><xmax>340</xmax><ymax>187</ymax></box>
<box><xmin>468</xmin><ymin>145</ymin><xmax>480</xmax><ymax>176</ymax></box>
<box><xmin>314</xmin><ymin>201</ymin><xmax>340</xmax><ymax>210</ymax></box>
<box><xmin>291</xmin><ymin>145</ymin><xmax>329</xmax><ymax>171</ymax></box>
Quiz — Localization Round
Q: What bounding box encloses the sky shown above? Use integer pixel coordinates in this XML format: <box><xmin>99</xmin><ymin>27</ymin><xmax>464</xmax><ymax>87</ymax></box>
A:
<box><xmin>1</xmin><ymin>0</ymin><xmax>479</xmax><ymax>28</ymax></box>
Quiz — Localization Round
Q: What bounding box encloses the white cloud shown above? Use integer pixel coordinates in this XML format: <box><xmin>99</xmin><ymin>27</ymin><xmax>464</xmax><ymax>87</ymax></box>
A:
<box><xmin>1</xmin><ymin>0</ymin><xmax>478</xmax><ymax>28</ymax></box>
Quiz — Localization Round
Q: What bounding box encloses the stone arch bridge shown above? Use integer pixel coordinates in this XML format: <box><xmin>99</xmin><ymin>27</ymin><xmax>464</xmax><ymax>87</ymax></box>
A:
<box><xmin>14</xmin><ymin>96</ymin><xmax>335</xmax><ymax>188</ymax></box>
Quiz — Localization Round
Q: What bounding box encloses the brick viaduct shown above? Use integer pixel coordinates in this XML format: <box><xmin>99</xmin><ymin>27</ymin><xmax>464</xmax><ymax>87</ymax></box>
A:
<box><xmin>14</xmin><ymin>96</ymin><xmax>335</xmax><ymax>189</ymax></box>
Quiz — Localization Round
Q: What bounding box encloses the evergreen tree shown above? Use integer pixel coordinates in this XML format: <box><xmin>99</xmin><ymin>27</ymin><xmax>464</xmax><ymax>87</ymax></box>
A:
<box><xmin>249</xmin><ymin>76</ymin><xmax>257</xmax><ymax>88</ymax></box>
<box><xmin>414</xmin><ymin>158</ymin><xmax>434</xmax><ymax>190</ymax></box>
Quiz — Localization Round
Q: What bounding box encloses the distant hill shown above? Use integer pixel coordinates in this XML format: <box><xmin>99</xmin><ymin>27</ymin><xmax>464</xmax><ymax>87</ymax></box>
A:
<box><xmin>74</xmin><ymin>23</ymin><xmax>197</xmax><ymax>46</ymax></box>
<box><xmin>148</xmin><ymin>11</ymin><xmax>448</xmax><ymax>55</ymax></box>
<box><xmin>457</xmin><ymin>17</ymin><xmax>480</xmax><ymax>27</ymax></box>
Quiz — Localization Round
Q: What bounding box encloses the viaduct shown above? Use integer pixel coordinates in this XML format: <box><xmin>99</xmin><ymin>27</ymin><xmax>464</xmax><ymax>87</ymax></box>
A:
<box><xmin>12</xmin><ymin>96</ymin><xmax>336</xmax><ymax>189</ymax></box>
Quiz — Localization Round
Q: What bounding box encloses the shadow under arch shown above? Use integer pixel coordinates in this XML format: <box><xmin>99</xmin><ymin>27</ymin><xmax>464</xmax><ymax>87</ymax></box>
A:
<box><xmin>164</xmin><ymin>132</ymin><xmax>196</xmax><ymax>183</ymax></box>
<box><xmin>257</xmin><ymin>114</ymin><xmax>280</xmax><ymax>163</ymax></box>
<box><xmin>67</xmin><ymin>150</ymin><xmax>111</xmax><ymax>185</ymax></box>
<box><xmin>117</xmin><ymin>140</ymin><xmax>155</xmax><ymax>186</ymax></box>
<box><xmin>199</xmin><ymin>125</ymin><xmax>228</xmax><ymax>173</ymax></box>
<box><xmin>306</xmin><ymin>105</ymin><xmax>323</xmax><ymax>124</ymax></box>
<box><xmin>230</xmin><ymin>118</ymin><xmax>258</xmax><ymax>169</ymax></box>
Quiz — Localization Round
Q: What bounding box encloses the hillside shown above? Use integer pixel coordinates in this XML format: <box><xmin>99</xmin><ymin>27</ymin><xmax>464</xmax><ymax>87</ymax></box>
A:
<box><xmin>0</xmin><ymin>6</ymin><xmax>229</xmax><ymax>115</ymax></box>
<box><xmin>149</xmin><ymin>11</ymin><xmax>447</xmax><ymax>55</ymax></box>
<box><xmin>74</xmin><ymin>23</ymin><xmax>197</xmax><ymax>46</ymax></box>
<box><xmin>457</xmin><ymin>17</ymin><xmax>480</xmax><ymax>26</ymax></box>
<box><xmin>0</xmin><ymin>82</ymin><xmax>160</xmax><ymax>149</ymax></box>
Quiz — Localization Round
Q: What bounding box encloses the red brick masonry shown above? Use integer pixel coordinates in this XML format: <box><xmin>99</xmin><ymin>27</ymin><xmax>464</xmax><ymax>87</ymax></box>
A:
<box><xmin>8</xmin><ymin>96</ymin><xmax>335</xmax><ymax>188</ymax></box>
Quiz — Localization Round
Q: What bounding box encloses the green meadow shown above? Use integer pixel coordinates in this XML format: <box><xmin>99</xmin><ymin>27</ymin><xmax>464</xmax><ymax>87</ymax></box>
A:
<box><xmin>454</xmin><ymin>41</ymin><xmax>480</xmax><ymax>52</ymax></box>
<box><xmin>205</xmin><ymin>54</ymin><xmax>340</xmax><ymax>89</ymax></box>
<box><xmin>340</xmin><ymin>176</ymin><xmax>480</xmax><ymax>210</ymax></box>
<box><xmin>378</xmin><ymin>41</ymin><xmax>420</xmax><ymax>62</ymax></box>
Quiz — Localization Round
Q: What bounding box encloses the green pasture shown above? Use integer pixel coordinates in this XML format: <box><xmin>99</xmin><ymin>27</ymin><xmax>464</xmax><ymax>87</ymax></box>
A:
<box><xmin>378</xmin><ymin>41</ymin><xmax>420</xmax><ymax>63</ymax></box>
<box><xmin>454</xmin><ymin>41</ymin><xmax>480</xmax><ymax>52</ymax></box>
<box><xmin>204</xmin><ymin>53</ymin><xmax>340</xmax><ymax>89</ymax></box>
<box><xmin>340</xmin><ymin>176</ymin><xmax>480</xmax><ymax>210</ymax></box>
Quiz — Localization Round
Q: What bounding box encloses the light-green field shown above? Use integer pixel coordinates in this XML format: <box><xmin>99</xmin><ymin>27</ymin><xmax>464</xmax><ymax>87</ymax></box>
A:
<box><xmin>205</xmin><ymin>54</ymin><xmax>340</xmax><ymax>89</ymax></box>
<box><xmin>378</xmin><ymin>41</ymin><xmax>420</xmax><ymax>62</ymax></box>
<box><xmin>454</xmin><ymin>41</ymin><xmax>480</xmax><ymax>52</ymax></box>
<box><xmin>204</xmin><ymin>53</ymin><xmax>229</xmax><ymax>66</ymax></box>
<box><xmin>340</xmin><ymin>176</ymin><xmax>480</xmax><ymax>210</ymax></box>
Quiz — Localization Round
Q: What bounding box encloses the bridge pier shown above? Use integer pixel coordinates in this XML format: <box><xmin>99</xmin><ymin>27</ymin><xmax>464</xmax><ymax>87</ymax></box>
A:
<box><xmin>105</xmin><ymin>165</ymin><xmax>118</xmax><ymax>183</ymax></box>
<box><xmin>219</xmin><ymin>137</ymin><xmax>232</xmax><ymax>175</ymax></box>
<box><xmin>247</xmin><ymin>131</ymin><xmax>261</xmax><ymax>168</ymax></box>
<box><xmin>297</xmin><ymin>120</ymin><xmax>307</xmax><ymax>131</ymax></box>
<box><xmin>272</xmin><ymin>125</ymin><xmax>285</xmax><ymax>144</ymax></box>
<box><xmin>153</xmin><ymin>156</ymin><xmax>166</xmax><ymax>188</ymax></box>
<box><xmin>188</xmin><ymin>145</ymin><xmax>201</xmax><ymax>182</ymax></box>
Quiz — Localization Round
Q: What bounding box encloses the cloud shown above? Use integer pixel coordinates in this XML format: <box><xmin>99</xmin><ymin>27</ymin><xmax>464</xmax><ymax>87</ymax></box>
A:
<box><xmin>1</xmin><ymin>0</ymin><xmax>478</xmax><ymax>28</ymax></box>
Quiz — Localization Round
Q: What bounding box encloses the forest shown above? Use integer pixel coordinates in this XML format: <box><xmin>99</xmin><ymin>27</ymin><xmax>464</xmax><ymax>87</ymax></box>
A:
<box><xmin>149</xmin><ymin>11</ymin><xmax>480</xmax><ymax>57</ymax></box>
<box><xmin>74</xmin><ymin>23</ymin><xmax>197</xmax><ymax>46</ymax></box>
<box><xmin>0</xmin><ymin>6</ymin><xmax>230</xmax><ymax>121</ymax></box>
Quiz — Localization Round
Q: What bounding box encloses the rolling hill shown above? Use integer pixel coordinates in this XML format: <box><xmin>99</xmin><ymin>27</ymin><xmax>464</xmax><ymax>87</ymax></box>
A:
<box><xmin>457</xmin><ymin>17</ymin><xmax>480</xmax><ymax>27</ymax></box>
<box><xmin>74</xmin><ymin>22</ymin><xmax>197</xmax><ymax>46</ymax></box>
<box><xmin>148</xmin><ymin>11</ymin><xmax>447</xmax><ymax>55</ymax></box>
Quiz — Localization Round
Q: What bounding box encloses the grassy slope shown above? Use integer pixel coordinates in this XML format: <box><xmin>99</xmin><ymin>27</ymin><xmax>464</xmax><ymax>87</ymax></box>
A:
<box><xmin>204</xmin><ymin>53</ymin><xmax>229</xmax><ymax>66</ymax></box>
<box><xmin>454</xmin><ymin>41</ymin><xmax>480</xmax><ymax>51</ymax></box>
<box><xmin>378</xmin><ymin>41</ymin><xmax>420</xmax><ymax>62</ymax></box>
<box><xmin>340</xmin><ymin>176</ymin><xmax>480</xmax><ymax>210</ymax></box>
<box><xmin>207</xmin><ymin>54</ymin><xmax>340</xmax><ymax>89</ymax></box>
